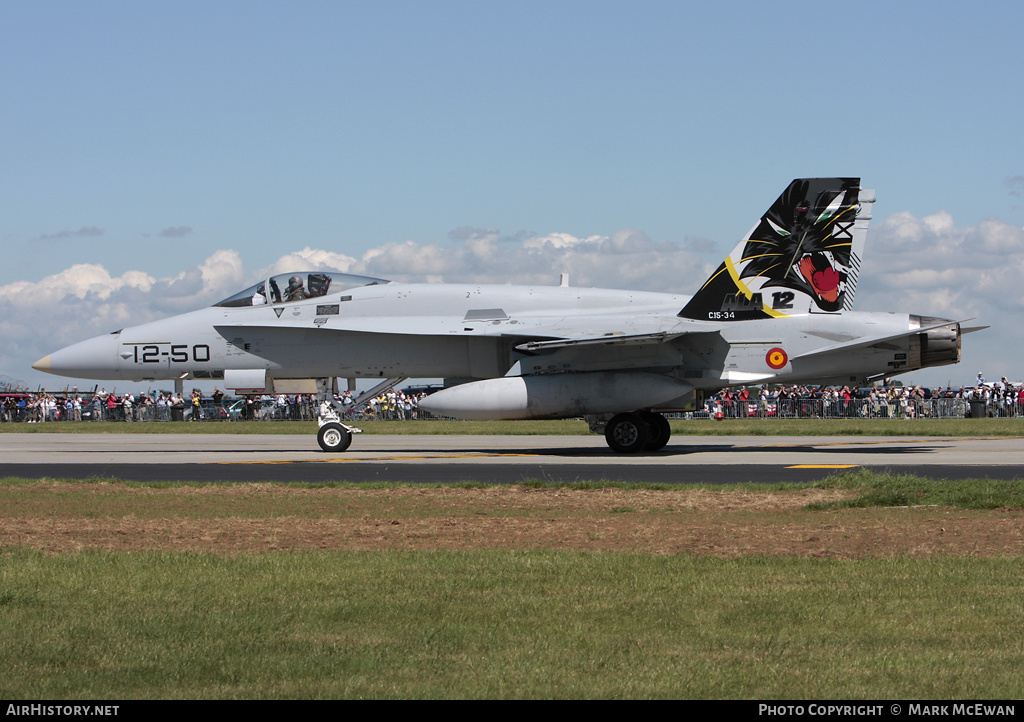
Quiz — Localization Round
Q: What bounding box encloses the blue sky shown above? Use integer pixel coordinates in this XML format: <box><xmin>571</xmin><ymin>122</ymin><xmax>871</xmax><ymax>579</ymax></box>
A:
<box><xmin>2</xmin><ymin>1</ymin><xmax>1022</xmax><ymax>390</ymax></box>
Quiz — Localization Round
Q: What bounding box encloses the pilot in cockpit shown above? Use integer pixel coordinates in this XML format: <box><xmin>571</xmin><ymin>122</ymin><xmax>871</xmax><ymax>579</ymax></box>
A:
<box><xmin>251</xmin><ymin>284</ymin><xmax>267</xmax><ymax>305</ymax></box>
<box><xmin>285</xmin><ymin>275</ymin><xmax>309</xmax><ymax>302</ymax></box>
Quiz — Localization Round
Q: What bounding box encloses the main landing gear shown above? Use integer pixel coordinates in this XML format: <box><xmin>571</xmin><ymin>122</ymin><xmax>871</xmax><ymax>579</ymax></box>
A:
<box><xmin>595</xmin><ymin>410</ymin><xmax>672</xmax><ymax>454</ymax></box>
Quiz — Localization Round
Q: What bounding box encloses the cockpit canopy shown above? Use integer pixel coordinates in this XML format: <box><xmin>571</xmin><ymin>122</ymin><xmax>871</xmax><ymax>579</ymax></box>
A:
<box><xmin>215</xmin><ymin>271</ymin><xmax>390</xmax><ymax>308</ymax></box>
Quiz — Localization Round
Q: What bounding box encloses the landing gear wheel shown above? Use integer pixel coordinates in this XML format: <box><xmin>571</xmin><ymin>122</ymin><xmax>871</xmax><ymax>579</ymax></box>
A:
<box><xmin>317</xmin><ymin>422</ymin><xmax>352</xmax><ymax>452</ymax></box>
<box><xmin>639</xmin><ymin>411</ymin><xmax>672</xmax><ymax>451</ymax></box>
<box><xmin>604</xmin><ymin>412</ymin><xmax>650</xmax><ymax>454</ymax></box>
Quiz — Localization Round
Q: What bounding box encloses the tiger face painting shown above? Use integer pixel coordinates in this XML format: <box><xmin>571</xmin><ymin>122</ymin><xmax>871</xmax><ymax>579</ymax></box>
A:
<box><xmin>738</xmin><ymin>177</ymin><xmax>862</xmax><ymax>313</ymax></box>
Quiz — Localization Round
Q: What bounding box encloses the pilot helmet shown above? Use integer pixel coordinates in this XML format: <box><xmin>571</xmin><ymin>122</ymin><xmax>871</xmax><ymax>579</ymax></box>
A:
<box><xmin>287</xmin><ymin>276</ymin><xmax>303</xmax><ymax>293</ymax></box>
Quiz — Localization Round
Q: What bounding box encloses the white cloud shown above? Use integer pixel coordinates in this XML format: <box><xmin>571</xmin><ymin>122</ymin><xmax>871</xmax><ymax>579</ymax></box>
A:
<box><xmin>522</xmin><ymin>231</ymin><xmax>605</xmax><ymax>250</ymax></box>
<box><xmin>859</xmin><ymin>211</ymin><xmax>1024</xmax><ymax>383</ymax></box>
<box><xmin>198</xmin><ymin>249</ymin><xmax>246</xmax><ymax>289</ymax></box>
<box><xmin>864</xmin><ymin>212</ymin><xmax>1024</xmax><ymax>302</ymax></box>
<box><xmin>359</xmin><ymin>240</ymin><xmax>450</xmax><ymax>277</ymax></box>
<box><xmin>1</xmin><ymin>264</ymin><xmax>156</xmax><ymax>308</ymax></box>
<box><xmin>350</xmin><ymin>227</ymin><xmax>706</xmax><ymax>292</ymax></box>
<box><xmin>0</xmin><ymin>254</ymin><xmax>246</xmax><ymax>380</ymax></box>
<box><xmin>261</xmin><ymin>247</ymin><xmax>359</xmax><ymax>277</ymax></box>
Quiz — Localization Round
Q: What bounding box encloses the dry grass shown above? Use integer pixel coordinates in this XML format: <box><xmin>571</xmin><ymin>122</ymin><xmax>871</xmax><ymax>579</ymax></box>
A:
<box><xmin>3</xmin><ymin>481</ymin><xmax>1022</xmax><ymax>558</ymax></box>
<box><xmin>4</xmin><ymin>480</ymin><xmax>1024</xmax><ymax>699</ymax></box>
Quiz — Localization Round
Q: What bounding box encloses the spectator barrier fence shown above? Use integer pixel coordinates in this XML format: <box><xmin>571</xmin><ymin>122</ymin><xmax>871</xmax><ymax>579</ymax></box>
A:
<box><xmin>3</xmin><ymin>396</ymin><xmax>1020</xmax><ymax>422</ymax></box>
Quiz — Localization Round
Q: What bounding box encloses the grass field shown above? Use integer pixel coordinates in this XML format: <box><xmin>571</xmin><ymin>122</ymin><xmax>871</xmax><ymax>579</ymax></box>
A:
<box><xmin>1</xmin><ymin>471</ymin><xmax>1023</xmax><ymax>699</ymax></box>
<box><xmin>3</xmin><ymin>548</ymin><xmax>1023</xmax><ymax>699</ymax></box>
<box><xmin>2</xmin><ymin>417</ymin><xmax>1023</xmax><ymax>436</ymax></box>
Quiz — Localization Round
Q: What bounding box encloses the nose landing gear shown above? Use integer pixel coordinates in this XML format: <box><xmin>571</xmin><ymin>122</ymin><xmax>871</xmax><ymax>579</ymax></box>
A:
<box><xmin>317</xmin><ymin>421</ymin><xmax>354</xmax><ymax>452</ymax></box>
<box><xmin>316</xmin><ymin>396</ymin><xmax>361</xmax><ymax>452</ymax></box>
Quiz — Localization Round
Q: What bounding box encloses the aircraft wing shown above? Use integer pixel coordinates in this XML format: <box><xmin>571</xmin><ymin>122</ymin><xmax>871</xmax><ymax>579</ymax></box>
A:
<box><xmin>514</xmin><ymin>331</ymin><xmax>687</xmax><ymax>353</ymax></box>
<box><xmin>213</xmin><ymin>317</ymin><xmax>708</xmax><ymax>378</ymax></box>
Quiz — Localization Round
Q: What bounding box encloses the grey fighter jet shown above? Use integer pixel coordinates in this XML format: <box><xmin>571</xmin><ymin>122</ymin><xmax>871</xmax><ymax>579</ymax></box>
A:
<box><xmin>34</xmin><ymin>178</ymin><xmax>971</xmax><ymax>453</ymax></box>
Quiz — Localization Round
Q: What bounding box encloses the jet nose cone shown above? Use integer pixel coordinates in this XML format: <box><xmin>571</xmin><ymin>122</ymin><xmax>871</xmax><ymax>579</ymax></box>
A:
<box><xmin>32</xmin><ymin>355</ymin><xmax>53</xmax><ymax>373</ymax></box>
<box><xmin>34</xmin><ymin>333</ymin><xmax>122</xmax><ymax>380</ymax></box>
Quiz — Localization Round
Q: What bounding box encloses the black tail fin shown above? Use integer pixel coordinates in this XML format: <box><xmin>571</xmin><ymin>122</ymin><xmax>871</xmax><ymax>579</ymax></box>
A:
<box><xmin>679</xmin><ymin>178</ymin><xmax>873</xmax><ymax>321</ymax></box>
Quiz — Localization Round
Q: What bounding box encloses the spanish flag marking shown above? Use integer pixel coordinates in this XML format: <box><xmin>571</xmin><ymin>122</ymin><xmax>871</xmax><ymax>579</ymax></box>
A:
<box><xmin>766</xmin><ymin>347</ymin><xmax>788</xmax><ymax>369</ymax></box>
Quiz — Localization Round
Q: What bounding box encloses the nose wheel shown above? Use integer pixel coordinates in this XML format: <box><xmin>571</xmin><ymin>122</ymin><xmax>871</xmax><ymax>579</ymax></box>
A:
<box><xmin>316</xmin><ymin>395</ymin><xmax>361</xmax><ymax>452</ymax></box>
<box><xmin>317</xmin><ymin>422</ymin><xmax>353</xmax><ymax>452</ymax></box>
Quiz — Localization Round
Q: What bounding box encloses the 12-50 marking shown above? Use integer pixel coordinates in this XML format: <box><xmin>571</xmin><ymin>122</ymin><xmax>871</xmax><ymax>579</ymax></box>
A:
<box><xmin>132</xmin><ymin>344</ymin><xmax>210</xmax><ymax>363</ymax></box>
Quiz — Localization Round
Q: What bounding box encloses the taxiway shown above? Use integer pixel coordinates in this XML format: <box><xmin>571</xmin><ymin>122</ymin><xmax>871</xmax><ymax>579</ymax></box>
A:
<box><xmin>2</xmin><ymin>433</ymin><xmax>1022</xmax><ymax>484</ymax></box>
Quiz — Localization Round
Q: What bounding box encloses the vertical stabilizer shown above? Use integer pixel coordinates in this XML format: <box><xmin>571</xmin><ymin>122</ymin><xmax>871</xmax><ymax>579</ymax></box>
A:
<box><xmin>679</xmin><ymin>178</ymin><xmax>874</xmax><ymax>321</ymax></box>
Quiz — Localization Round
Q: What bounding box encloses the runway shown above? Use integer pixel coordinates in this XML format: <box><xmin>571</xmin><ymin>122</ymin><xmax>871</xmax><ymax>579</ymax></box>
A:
<box><xmin>2</xmin><ymin>432</ymin><xmax>1023</xmax><ymax>484</ymax></box>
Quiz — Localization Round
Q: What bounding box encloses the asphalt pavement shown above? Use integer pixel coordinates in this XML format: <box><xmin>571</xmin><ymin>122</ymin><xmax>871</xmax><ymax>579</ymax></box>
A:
<box><xmin>2</xmin><ymin>432</ymin><xmax>1022</xmax><ymax>484</ymax></box>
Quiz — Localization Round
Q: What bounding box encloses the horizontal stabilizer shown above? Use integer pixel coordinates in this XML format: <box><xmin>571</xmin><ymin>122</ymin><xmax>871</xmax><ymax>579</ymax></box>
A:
<box><xmin>791</xmin><ymin>320</ymin><xmax>961</xmax><ymax>361</ymax></box>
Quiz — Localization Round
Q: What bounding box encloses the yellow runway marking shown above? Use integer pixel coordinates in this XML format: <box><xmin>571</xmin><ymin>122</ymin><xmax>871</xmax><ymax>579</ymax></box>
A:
<box><xmin>215</xmin><ymin>453</ymin><xmax>542</xmax><ymax>465</ymax></box>
<box><xmin>752</xmin><ymin>437</ymin><xmax>1024</xmax><ymax>450</ymax></box>
<box><xmin>207</xmin><ymin>437</ymin><xmax>1024</xmax><ymax>465</ymax></box>
<box><xmin>787</xmin><ymin>464</ymin><xmax>860</xmax><ymax>469</ymax></box>
<box><xmin>324</xmin><ymin>453</ymin><xmax>541</xmax><ymax>463</ymax></box>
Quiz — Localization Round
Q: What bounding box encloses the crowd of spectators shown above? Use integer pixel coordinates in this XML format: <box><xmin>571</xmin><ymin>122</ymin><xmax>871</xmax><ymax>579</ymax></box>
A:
<box><xmin>3</xmin><ymin>374</ymin><xmax>1021</xmax><ymax>423</ymax></box>
<box><xmin>0</xmin><ymin>386</ymin><xmax>432</xmax><ymax>423</ymax></box>
<box><xmin>352</xmin><ymin>388</ymin><xmax>423</xmax><ymax>420</ymax></box>
<box><xmin>2</xmin><ymin>388</ymin><xmax>201</xmax><ymax>423</ymax></box>
<box><xmin>704</xmin><ymin>375</ymin><xmax>1024</xmax><ymax>419</ymax></box>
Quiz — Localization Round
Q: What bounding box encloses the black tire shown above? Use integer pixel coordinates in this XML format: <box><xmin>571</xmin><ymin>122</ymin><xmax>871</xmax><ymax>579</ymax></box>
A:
<box><xmin>604</xmin><ymin>412</ymin><xmax>649</xmax><ymax>453</ymax></box>
<box><xmin>317</xmin><ymin>422</ymin><xmax>352</xmax><ymax>452</ymax></box>
<box><xmin>639</xmin><ymin>411</ymin><xmax>672</xmax><ymax>451</ymax></box>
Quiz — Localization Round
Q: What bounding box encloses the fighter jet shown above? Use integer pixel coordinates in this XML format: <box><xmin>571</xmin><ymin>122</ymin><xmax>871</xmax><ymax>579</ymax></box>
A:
<box><xmin>34</xmin><ymin>178</ymin><xmax>969</xmax><ymax>453</ymax></box>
